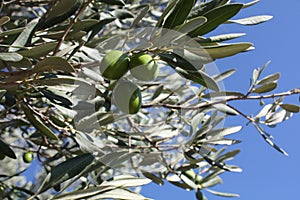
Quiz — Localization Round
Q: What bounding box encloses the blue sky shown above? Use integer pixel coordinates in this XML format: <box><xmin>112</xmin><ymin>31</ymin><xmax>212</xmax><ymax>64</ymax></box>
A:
<box><xmin>142</xmin><ymin>0</ymin><xmax>300</xmax><ymax>199</ymax></box>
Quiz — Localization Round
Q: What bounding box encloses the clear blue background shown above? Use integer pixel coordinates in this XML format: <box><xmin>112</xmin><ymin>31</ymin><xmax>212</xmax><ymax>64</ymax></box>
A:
<box><xmin>142</xmin><ymin>0</ymin><xmax>300</xmax><ymax>199</ymax></box>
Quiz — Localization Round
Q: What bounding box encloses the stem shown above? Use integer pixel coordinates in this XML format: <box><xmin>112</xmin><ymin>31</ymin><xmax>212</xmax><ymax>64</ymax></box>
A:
<box><xmin>52</xmin><ymin>0</ymin><xmax>93</xmax><ymax>55</ymax></box>
<box><xmin>143</xmin><ymin>89</ymin><xmax>300</xmax><ymax>110</ymax></box>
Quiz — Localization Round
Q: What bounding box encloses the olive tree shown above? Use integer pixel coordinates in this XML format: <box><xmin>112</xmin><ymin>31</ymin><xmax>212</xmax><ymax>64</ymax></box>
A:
<box><xmin>0</xmin><ymin>0</ymin><xmax>299</xmax><ymax>199</ymax></box>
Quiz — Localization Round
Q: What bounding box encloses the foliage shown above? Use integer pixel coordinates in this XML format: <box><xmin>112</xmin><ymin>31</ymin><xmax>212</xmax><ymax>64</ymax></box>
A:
<box><xmin>0</xmin><ymin>0</ymin><xmax>299</xmax><ymax>199</ymax></box>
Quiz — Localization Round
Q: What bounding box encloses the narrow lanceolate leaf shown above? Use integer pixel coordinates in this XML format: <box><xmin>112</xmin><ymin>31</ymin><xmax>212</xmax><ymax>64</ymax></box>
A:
<box><xmin>206</xmin><ymin>189</ymin><xmax>240</xmax><ymax>197</ymax></box>
<box><xmin>0</xmin><ymin>16</ymin><xmax>10</xmax><ymax>26</ymax></box>
<box><xmin>163</xmin><ymin>0</ymin><xmax>195</xmax><ymax>29</ymax></box>
<box><xmin>21</xmin><ymin>103</ymin><xmax>58</xmax><ymax>140</ymax></box>
<box><xmin>228</xmin><ymin>15</ymin><xmax>273</xmax><ymax>25</ymax></box>
<box><xmin>86</xmin><ymin>188</ymin><xmax>151</xmax><ymax>200</ymax></box>
<box><xmin>214</xmin><ymin>69</ymin><xmax>236</xmax><ymax>82</ymax></box>
<box><xmin>99</xmin><ymin>0</ymin><xmax>125</xmax><ymax>6</ymax></box>
<box><xmin>213</xmin><ymin>103</ymin><xmax>239</xmax><ymax>115</ymax></box>
<box><xmin>188</xmin><ymin>4</ymin><xmax>243</xmax><ymax>37</ymax></box>
<box><xmin>156</xmin><ymin>0</ymin><xmax>177</xmax><ymax>27</ymax></box>
<box><xmin>175</xmin><ymin>67</ymin><xmax>220</xmax><ymax>91</ymax></box>
<box><xmin>39</xmin><ymin>153</ymin><xmax>95</xmax><ymax>192</ymax></box>
<box><xmin>243</xmin><ymin>0</ymin><xmax>260</xmax><ymax>9</ymax></box>
<box><xmin>253</xmin><ymin>82</ymin><xmax>277</xmax><ymax>94</ymax></box>
<box><xmin>101</xmin><ymin>175</ymin><xmax>152</xmax><ymax>188</ymax></box>
<box><xmin>256</xmin><ymin>73</ymin><xmax>280</xmax><ymax>85</ymax></box>
<box><xmin>176</xmin><ymin>16</ymin><xmax>207</xmax><ymax>34</ymax></box>
<box><xmin>0</xmin><ymin>139</ymin><xmax>16</xmax><ymax>159</ymax></box>
<box><xmin>0</xmin><ymin>52</ymin><xmax>23</xmax><ymax>62</ymax></box>
<box><xmin>18</xmin><ymin>42</ymin><xmax>58</xmax><ymax>58</ymax></box>
<box><xmin>32</xmin><ymin>57</ymin><xmax>75</xmax><ymax>74</ymax></box>
<box><xmin>9</xmin><ymin>19</ymin><xmax>38</xmax><ymax>52</ymax></box>
<box><xmin>130</xmin><ymin>5</ymin><xmax>150</xmax><ymax>28</ymax></box>
<box><xmin>204</xmin><ymin>43</ymin><xmax>253</xmax><ymax>59</ymax></box>
<box><xmin>188</xmin><ymin>0</ymin><xmax>230</xmax><ymax>19</ymax></box>
<box><xmin>198</xmin><ymin>33</ymin><xmax>246</xmax><ymax>44</ymax></box>
<box><xmin>87</xmin><ymin>18</ymin><xmax>116</xmax><ymax>42</ymax></box>
<box><xmin>280</xmin><ymin>104</ymin><xmax>300</xmax><ymax>113</ymax></box>
<box><xmin>35</xmin><ymin>0</ymin><xmax>83</xmax><ymax>30</ymax></box>
<box><xmin>201</xmin><ymin>91</ymin><xmax>244</xmax><ymax>99</ymax></box>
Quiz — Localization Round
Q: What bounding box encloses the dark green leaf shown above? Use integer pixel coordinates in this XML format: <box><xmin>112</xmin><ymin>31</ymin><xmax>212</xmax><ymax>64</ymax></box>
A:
<box><xmin>151</xmin><ymin>85</ymin><xmax>164</xmax><ymax>101</ymax></box>
<box><xmin>156</xmin><ymin>1</ymin><xmax>177</xmax><ymax>27</ymax></box>
<box><xmin>142</xmin><ymin>171</ymin><xmax>164</xmax><ymax>185</ymax></box>
<box><xmin>188</xmin><ymin>0</ymin><xmax>230</xmax><ymax>19</ymax></box>
<box><xmin>0</xmin><ymin>27</ymin><xmax>25</xmax><ymax>38</ymax></box>
<box><xmin>176</xmin><ymin>16</ymin><xmax>207</xmax><ymax>34</ymax></box>
<box><xmin>87</xmin><ymin>18</ymin><xmax>116</xmax><ymax>42</ymax></box>
<box><xmin>257</xmin><ymin>73</ymin><xmax>280</xmax><ymax>85</ymax></box>
<box><xmin>0</xmin><ymin>139</ymin><xmax>16</xmax><ymax>159</ymax></box>
<box><xmin>253</xmin><ymin>82</ymin><xmax>277</xmax><ymax>93</ymax></box>
<box><xmin>280</xmin><ymin>104</ymin><xmax>300</xmax><ymax>113</ymax></box>
<box><xmin>21</xmin><ymin>103</ymin><xmax>58</xmax><ymax>140</ymax></box>
<box><xmin>39</xmin><ymin>153</ymin><xmax>95</xmax><ymax>192</ymax></box>
<box><xmin>214</xmin><ymin>69</ymin><xmax>236</xmax><ymax>82</ymax></box>
<box><xmin>130</xmin><ymin>5</ymin><xmax>150</xmax><ymax>28</ymax></box>
<box><xmin>175</xmin><ymin>67</ymin><xmax>219</xmax><ymax>91</ymax></box>
<box><xmin>33</xmin><ymin>57</ymin><xmax>75</xmax><ymax>74</ymax></box>
<box><xmin>72</xmin><ymin>19</ymin><xmax>99</xmax><ymax>32</ymax></box>
<box><xmin>163</xmin><ymin>0</ymin><xmax>195</xmax><ymax>29</ymax></box>
<box><xmin>189</xmin><ymin>4</ymin><xmax>243</xmax><ymax>37</ymax></box>
<box><xmin>18</xmin><ymin>42</ymin><xmax>58</xmax><ymax>58</ymax></box>
<box><xmin>35</xmin><ymin>0</ymin><xmax>83</xmax><ymax>30</ymax></box>
<box><xmin>99</xmin><ymin>0</ymin><xmax>125</xmax><ymax>6</ymax></box>
<box><xmin>0</xmin><ymin>16</ymin><xmax>9</xmax><ymax>26</ymax></box>
<box><xmin>205</xmin><ymin>43</ymin><xmax>253</xmax><ymax>59</ymax></box>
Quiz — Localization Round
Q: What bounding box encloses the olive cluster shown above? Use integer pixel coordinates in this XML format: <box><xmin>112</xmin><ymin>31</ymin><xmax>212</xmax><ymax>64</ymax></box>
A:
<box><xmin>100</xmin><ymin>50</ymin><xmax>158</xmax><ymax>114</ymax></box>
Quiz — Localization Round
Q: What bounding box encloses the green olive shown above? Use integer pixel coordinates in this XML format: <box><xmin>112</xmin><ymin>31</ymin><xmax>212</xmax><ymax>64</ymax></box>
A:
<box><xmin>23</xmin><ymin>151</ymin><xmax>34</xmax><ymax>163</ymax></box>
<box><xmin>100</xmin><ymin>50</ymin><xmax>129</xmax><ymax>80</ymax></box>
<box><xmin>129</xmin><ymin>53</ymin><xmax>158</xmax><ymax>81</ymax></box>
<box><xmin>113</xmin><ymin>80</ymin><xmax>142</xmax><ymax>114</ymax></box>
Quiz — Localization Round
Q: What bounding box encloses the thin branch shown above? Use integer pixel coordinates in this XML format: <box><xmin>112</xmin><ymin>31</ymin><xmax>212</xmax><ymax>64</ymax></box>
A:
<box><xmin>142</xmin><ymin>89</ymin><xmax>300</xmax><ymax>110</ymax></box>
<box><xmin>53</xmin><ymin>0</ymin><xmax>93</xmax><ymax>54</ymax></box>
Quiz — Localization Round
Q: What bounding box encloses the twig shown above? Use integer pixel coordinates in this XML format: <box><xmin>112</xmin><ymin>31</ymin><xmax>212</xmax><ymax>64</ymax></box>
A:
<box><xmin>53</xmin><ymin>0</ymin><xmax>93</xmax><ymax>55</ymax></box>
<box><xmin>142</xmin><ymin>89</ymin><xmax>300</xmax><ymax>110</ymax></box>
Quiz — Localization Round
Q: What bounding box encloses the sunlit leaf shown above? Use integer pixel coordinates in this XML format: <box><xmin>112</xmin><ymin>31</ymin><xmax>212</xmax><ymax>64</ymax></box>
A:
<box><xmin>188</xmin><ymin>4</ymin><xmax>243</xmax><ymax>37</ymax></box>
<box><xmin>257</xmin><ymin>73</ymin><xmax>280</xmax><ymax>85</ymax></box>
<box><xmin>0</xmin><ymin>52</ymin><xmax>23</xmax><ymax>62</ymax></box>
<box><xmin>228</xmin><ymin>15</ymin><xmax>273</xmax><ymax>25</ymax></box>
<box><xmin>206</xmin><ymin>189</ymin><xmax>240</xmax><ymax>197</ymax></box>
<box><xmin>9</xmin><ymin>19</ymin><xmax>38</xmax><ymax>52</ymax></box>
<box><xmin>212</xmin><ymin>103</ymin><xmax>239</xmax><ymax>115</ymax></box>
<box><xmin>243</xmin><ymin>0</ymin><xmax>260</xmax><ymax>8</ymax></box>
<box><xmin>18</xmin><ymin>42</ymin><xmax>58</xmax><ymax>58</ymax></box>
